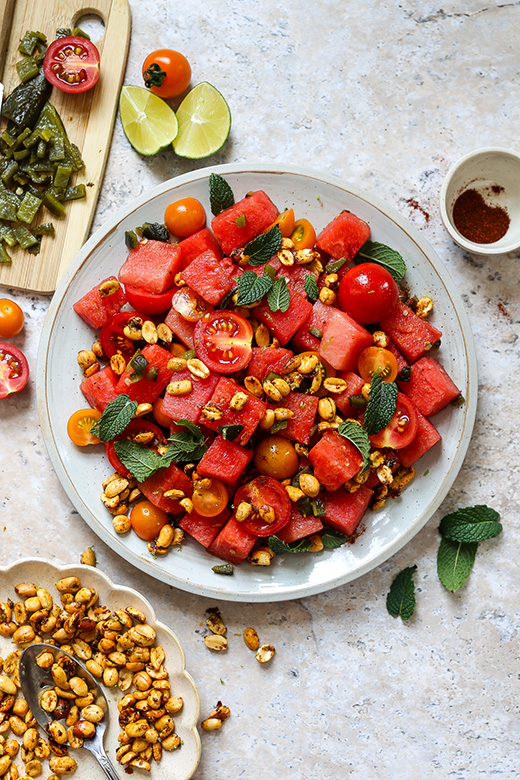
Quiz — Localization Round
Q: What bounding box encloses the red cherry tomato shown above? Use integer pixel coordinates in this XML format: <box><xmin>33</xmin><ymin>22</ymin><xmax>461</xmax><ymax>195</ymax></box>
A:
<box><xmin>290</xmin><ymin>219</ymin><xmax>316</xmax><ymax>250</ymax></box>
<box><xmin>369</xmin><ymin>392</ymin><xmax>418</xmax><ymax>449</ymax></box>
<box><xmin>43</xmin><ymin>36</ymin><xmax>100</xmax><ymax>94</ymax></box>
<box><xmin>192</xmin><ymin>479</ymin><xmax>229</xmax><ymax>518</ymax></box>
<box><xmin>235</xmin><ymin>476</ymin><xmax>291</xmax><ymax>537</ymax></box>
<box><xmin>130</xmin><ymin>500</ymin><xmax>169</xmax><ymax>541</ymax></box>
<box><xmin>358</xmin><ymin>346</ymin><xmax>399</xmax><ymax>383</ymax></box>
<box><xmin>105</xmin><ymin>420</ymin><xmax>167</xmax><ymax>477</ymax></box>
<box><xmin>142</xmin><ymin>49</ymin><xmax>191</xmax><ymax>99</ymax></box>
<box><xmin>193</xmin><ymin>310</ymin><xmax>253</xmax><ymax>373</ymax></box>
<box><xmin>164</xmin><ymin>198</ymin><xmax>206</xmax><ymax>238</ymax></box>
<box><xmin>171</xmin><ymin>287</ymin><xmax>212</xmax><ymax>322</ymax></box>
<box><xmin>99</xmin><ymin>311</ymin><xmax>148</xmax><ymax>360</ymax></box>
<box><xmin>0</xmin><ymin>299</ymin><xmax>24</xmax><ymax>338</ymax></box>
<box><xmin>124</xmin><ymin>285</ymin><xmax>175</xmax><ymax>316</ymax></box>
<box><xmin>67</xmin><ymin>408</ymin><xmax>102</xmax><ymax>446</ymax></box>
<box><xmin>338</xmin><ymin>263</ymin><xmax>399</xmax><ymax>324</ymax></box>
<box><xmin>0</xmin><ymin>343</ymin><xmax>29</xmax><ymax>399</ymax></box>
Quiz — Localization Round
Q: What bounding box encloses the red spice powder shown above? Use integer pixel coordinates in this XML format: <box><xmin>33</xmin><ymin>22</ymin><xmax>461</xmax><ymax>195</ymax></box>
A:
<box><xmin>452</xmin><ymin>188</ymin><xmax>509</xmax><ymax>244</ymax></box>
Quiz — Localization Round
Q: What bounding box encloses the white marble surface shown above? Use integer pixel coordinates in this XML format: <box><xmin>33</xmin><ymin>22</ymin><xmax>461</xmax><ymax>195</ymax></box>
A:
<box><xmin>2</xmin><ymin>1</ymin><xmax>520</xmax><ymax>778</ymax></box>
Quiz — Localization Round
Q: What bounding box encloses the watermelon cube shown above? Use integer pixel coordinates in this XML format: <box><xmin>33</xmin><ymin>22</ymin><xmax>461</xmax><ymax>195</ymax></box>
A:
<box><xmin>197</xmin><ymin>435</ymin><xmax>254</xmax><ymax>484</ymax></box>
<box><xmin>276</xmin><ymin>504</ymin><xmax>323</xmax><ymax>543</ymax></box>
<box><xmin>115</xmin><ymin>344</ymin><xmax>173</xmax><ymax>404</ymax></box>
<box><xmin>400</xmin><ymin>356</ymin><xmax>461</xmax><ymax>416</ymax></box>
<box><xmin>200</xmin><ymin>377</ymin><xmax>267</xmax><ymax>445</ymax></box>
<box><xmin>335</xmin><ymin>371</ymin><xmax>365</xmax><ymax>417</ymax></box>
<box><xmin>161</xmin><ymin>368</ymin><xmax>220</xmax><ymax>423</ymax></box>
<box><xmin>316</xmin><ymin>211</ymin><xmax>371</xmax><ymax>260</ymax></box>
<box><xmin>80</xmin><ymin>366</ymin><xmax>118</xmax><ymax>411</ymax></box>
<box><xmin>386</xmin><ymin>338</ymin><xmax>409</xmax><ymax>374</ymax></box>
<box><xmin>291</xmin><ymin>300</ymin><xmax>336</xmax><ymax>352</ymax></box>
<box><xmin>178</xmin><ymin>228</ymin><xmax>222</xmax><ymax>270</ymax></box>
<box><xmin>319</xmin><ymin>308</ymin><xmax>373</xmax><ymax>371</ymax></box>
<box><xmin>276</xmin><ymin>263</ymin><xmax>313</xmax><ymax>297</ymax></box>
<box><xmin>308</xmin><ymin>429</ymin><xmax>364</xmax><ymax>491</ymax></box>
<box><xmin>164</xmin><ymin>306</ymin><xmax>197</xmax><ymax>349</ymax></box>
<box><xmin>247</xmin><ymin>346</ymin><xmax>293</xmax><ymax>381</ymax></box>
<box><xmin>380</xmin><ymin>302</ymin><xmax>442</xmax><ymax>363</ymax></box>
<box><xmin>254</xmin><ymin>290</ymin><xmax>312</xmax><ymax>345</ymax></box>
<box><xmin>274</xmin><ymin>391</ymin><xmax>318</xmax><ymax>445</ymax></box>
<box><xmin>139</xmin><ymin>463</ymin><xmax>193</xmax><ymax>514</ymax></box>
<box><xmin>73</xmin><ymin>277</ymin><xmax>127</xmax><ymax>329</ymax></box>
<box><xmin>398</xmin><ymin>410</ymin><xmax>441</xmax><ymax>467</ymax></box>
<box><xmin>181</xmin><ymin>251</ymin><xmax>238</xmax><ymax>305</ymax></box>
<box><xmin>178</xmin><ymin>507</ymin><xmax>230</xmax><ymax>548</ymax></box>
<box><xmin>322</xmin><ymin>484</ymin><xmax>373</xmax><ymax>536</ymax></box>
<box><xmin>207</xmin><ymin>515</ymin><xmax>258</xmax><ymax>564</ymax></box>
<box><xmin>118</xmin><ymin>240</ymin><xmax>182</xmax><ymax>294</ymax></box>
<box><xmin>211</xmin><ymin>190</ymin><xmax>279</xmax><ymax>254</ymax></box>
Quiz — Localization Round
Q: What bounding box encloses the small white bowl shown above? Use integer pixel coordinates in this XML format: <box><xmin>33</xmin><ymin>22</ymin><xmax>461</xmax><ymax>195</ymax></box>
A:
<box><xmin>440</xmin><ymin>147</ymin><xmax>520</xmax><ymax>254</ymax></box>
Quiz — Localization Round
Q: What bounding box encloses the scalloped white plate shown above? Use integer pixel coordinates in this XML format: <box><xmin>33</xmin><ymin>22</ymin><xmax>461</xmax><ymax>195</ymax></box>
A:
<box><xmin>0</xmin><ymin>559</ymin><xmax>201</xmax><ymax>779</ymax></box>
<box><xmin>37</xmin><ymin>164</ymin><xmax>478</xmax><ymax>602</ymax></box>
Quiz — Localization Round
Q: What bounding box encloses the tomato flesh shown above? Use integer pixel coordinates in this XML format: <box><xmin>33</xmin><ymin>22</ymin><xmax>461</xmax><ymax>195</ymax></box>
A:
<box><xmin>43</xmin><ymin>36</ymin><xmax>100</xmax><ymax>94</ymax></box>
<box><xmin>99</xmin><ymin>311</ymin><xmax>148</xmax><ymax>360</ymax></box>
<box><xmin>235</xmin><ymin>476</ymin><xmax>291</xmax><ymax>536</ymax></box>
<box><xmin>67</xmin><ymin>408</ymin><xmax>102</xmax><ymax>446</ymax></box>
<box><xmin>358</xmin><ymin>346</ymin><xmax>399</xmax><ymax>383</ymax></box>
<box><xmin>164</xmin><ymin>198</ymin><xmax>206</xmax><ymax>238</ymax></box>
<box><xmin>290</xmin><ymin>219</ymin><xmax>316</xmax><ymax>250</ymax></box>
<box><xmin>171</xmin><ymin>287</ymin><xmax>211</xmax><ymax>322</ymax></box>
<box><xmin>338</xmin><ymin>263</ymin><xmax>399</xmax><ymax>324</ymax></box>
<box><xmin>194</xmin><ymin>311</ymin><xmax>253</xmax><ymax>373</ymax></box>
<box><xmin>130</xmin><ymin>500</ymin><xmax>169</xmax><ymax>541</ymax></box>
<box><xmin>0</xmin><ymin>343</ymin><xmax>29</xmax><ymax>399</ymax></box>
<box><xmin>142</xmin><ymin>49</ymin><xmax>191</xmax><ymax>99</ymax></box>
<box><xmin>0</xmin><ymin>299</ymin><xmax>24</xmax><ymax>338</ymax></box>
<box><xmin>192</xmin><ymin>479</ymin><xmax>229</xmax><ymax>517</ymax></box>
<box><xmin>369</xmin><ymin>392</ymin><xmax>418</xmax><ymax>449</ymax></box>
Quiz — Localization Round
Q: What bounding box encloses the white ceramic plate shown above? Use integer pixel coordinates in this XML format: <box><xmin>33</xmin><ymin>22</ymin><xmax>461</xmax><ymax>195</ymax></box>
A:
<box><xmin>37</xmin><ymin>164</ymin><xmax>478</xmax><ymax>602</ymax></box>
<box><xmin>0</xmin><ymin>559</ymin><xmax>201</xmax><ymax>779</ymax></box>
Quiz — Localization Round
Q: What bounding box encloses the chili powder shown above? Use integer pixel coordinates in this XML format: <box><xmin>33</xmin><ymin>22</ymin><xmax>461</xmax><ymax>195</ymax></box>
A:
<box><xmin>452</xmin><ymin>188</ymin><xmax>510</xmax><ymax>243</ymax></box>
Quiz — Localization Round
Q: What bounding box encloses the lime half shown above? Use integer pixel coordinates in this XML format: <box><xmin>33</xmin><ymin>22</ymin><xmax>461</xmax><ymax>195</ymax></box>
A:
<box><xmin>119</xmin><ymin>86</ymin><xmax>178</xmax><ymax>156</ymax></box>
<box><xmin>173</xmin><ymin>82</ymin><xmax>231</xmax><ymax>159</ymax></box>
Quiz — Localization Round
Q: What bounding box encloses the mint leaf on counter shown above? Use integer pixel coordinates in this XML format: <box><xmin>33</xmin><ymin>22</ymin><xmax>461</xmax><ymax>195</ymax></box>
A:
<box><xmin>357</xmin><ymin>240</ymin><xmax>406</xmax><ymax>282</ymax></box>
<box><xmin>439</xmin><ymin>505</ymin><xmax>502</xmax><ymax>543</ymax></box>
<box><xmin>386</xmin><ymin>565</ymin><xmax>417</xmax><ymax>620</ymax></box>
<box><xmin>113</xmin><ymin>440</ymin><xmax>164</xmax><ymax>482</ymax></box>
<box><xmin>209</xmin><ymin>173</ymin><xmax>234</xmax><ymax>216</ymax></box>
<box><xmin>304</xmin><ymin>273</ymin><xmax>319</xmax><ymax>301</ymax></box>
<box><xmin>363</xmin><ymin>373</ymin><xmax>398</xmax><ymax>435</ymax></box>
<box><xmin>244</xmin><ymin>224</ymin><xmax>282</xmax><ymax>266</ymax></box>
<box><xmin>267</xmin><ymin>276</ymin><xmax>290</xmax><ymax>312</ymax></box>
<box><xmin>91</xmin><ymin>394</ymin><xmax>138</xmax><ymax>442</ymax></box>
<box><xmin>437</xmin><ymin>538</ymin><xmax>478</xmax><ymax>592</ymax></box>
<box><xmin>235</xmin><ymin>269</ymin><xmax>272</xmax><ymax>306</ymax></box>
<box><xmin>337</xmin><ymin>419</ymin><xmax>371</xmax><ymax>471</ymax></box>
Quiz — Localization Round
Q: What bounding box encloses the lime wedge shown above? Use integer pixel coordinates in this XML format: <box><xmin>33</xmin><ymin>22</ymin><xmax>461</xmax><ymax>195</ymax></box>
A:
<box><xmin>173</xmin><ymin>82</ymin><xmax>231</xmax><ymax>159</ymax></box>
<box><xmin>119</xmin><ymin>86</ymin><xmax>178</xmax><ymax>156</ymax></box>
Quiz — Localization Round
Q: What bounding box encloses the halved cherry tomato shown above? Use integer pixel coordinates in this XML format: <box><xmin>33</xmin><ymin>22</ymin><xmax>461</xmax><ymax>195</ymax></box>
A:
<box><xmin>130</xmin><ymin>500</ymin><xmax>169</xmax><ymax>541</ymax></box>
<box><xmin>290</xmin><ymin>218</ymin><xmax>316</xmax><ymax>250</ymax></box>
<box><xmin>124</xmin><ymin>285</ymin><xmax>175</xmax><ymax>316</ymax></box>
<box><xmin>100</xmin><ymin>311</ymin><xmax>148</xmax><ymax>360</ymax></box>
<box><xmin>0</xmin><ymin>299</ymin><xmax>24</xmax><ymax>338</ymax></box>
<box><xmin>193</xmin><ymin>310</ymin><xmax>253</xmax><ymax>373</ymax></box>
<box><xmin>142</xmin><ymin>49</ymin><xmax>191</xmax><ymax>99</ymax></box>
<box><xmin>369</xmin><ymin>392</ymin><xmax>418</xmax><ymax>449</ymax></box>
<box><xmin>358</xmin><ymin>346</ymin><xmax>399</xmax><ymax>383</ymax></box>
<box><xmin>268</xmin><ymin>209</ymin><xmax>295</xmax><ymax>238</ymax></box>
<box><xmin>192</xmin><ymin>479</ymin><xmax>229</xmax><ymax>517</ymax></box>
<box><xmin>67</xmin><ymin>408</ymin><xmax>102</xmax><ymax>446</ymax></box>
<box><xmin>152</xmin><ymin>397</ymin><xmax>173</xmax><ymax>428</ymax></box>
<box><xmin>105</xmin><ymin>420</ymin><xmax>167</xmax><ymax>477</ymax></box>
<box><xmin>254</xmin><ymin>436</ymin><xmax>299</xmax><ymax>480</ymax></box>
<box><xmin>43</xmin><ymin>36</ymin><xmax>100</xmax><ymax>94</ymax></box>
<box><xmin>171</xmin><ymin>287</ymin><xmax>212</xmax><ymax>322</ymax></box>
<box><xmin>235</xmin><ymin>476</ymin><xmax>291</xmax><ymax>537</ymax></box>
<box><xmin>338</xmin><ymin>263</ymin><xmax>399</xmax><ymax>324</ymax></box>
<box><xmin>0</xmin><ymin>343</ymin><xmax>29</xmax><ymax>399</ymax></box>
<box><xmin>164</xmin><ymin>198</ymin><xmax>206</xmax><ymax>238</ymax></box>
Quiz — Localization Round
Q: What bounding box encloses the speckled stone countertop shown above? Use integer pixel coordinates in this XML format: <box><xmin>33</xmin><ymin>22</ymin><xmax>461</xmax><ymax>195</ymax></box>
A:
<box><xmin>1</xmin><ymin>1</ymin><xmax>520</xmax><ymax>778</ymax></box>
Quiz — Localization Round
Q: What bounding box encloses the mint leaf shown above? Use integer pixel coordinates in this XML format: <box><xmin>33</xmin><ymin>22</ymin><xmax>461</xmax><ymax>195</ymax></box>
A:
<box><xmin>386</xmin><ymin>565</ymin><xmax>417</xmax><ymax>620</ymax></box>
<box><xmin>363</xmin><ymin>373</ymin><xmax>398</xmax><ymax>436</ymax></box>
<box><xmin>439</xmin><ymin>505</ymin><xmax>502</xmax><ymax>543</ymax></box>
<box><xmin>218</xmin><ymin>424</ymin><xmax>244</xmax><ymax>441</ymax></box>
<box><xmin>91</xmin><ymin>394</ymin><xmax>138</xmax><ymax>442</ymax></box>
<box><xmin>175</xmin><ymin>419</ymin><xmax>204</xmax><ymax>438</ymax></box>
<box><xmin>321</xmin><ymin>529</ymin><xmax>347</xmax><ymax>549</ymax></box>
<box><xmin>304</xmin><ymin>273</ymin><xmax>319</xmax><ymax>301</ymax></box>
<box><xmin>267</xmin><ymin>276</ymin><xmax>291</xmax><ymax>312</ymax></box>
<box><xmin>356</xmin><ymin>240</ymin><xmax>407</xmax><ymax>282</ymax></box>
<box><xmin>244</xmin><ymin>225</ymin><xmax>282</xmax><ymax>266</ymax></box>
<box><xmin>235</xmin><ymin>269</ymin><xmax>273</xmax><ymax>306</ymax></box>
<box><xmin>166</xmin><ymin>420</ymin><xmax>207</xmax><ymax>463</ymax></box>
<box><xmin>337</xmin><ymin>419</ymin><xmax>371</xmax><ymax>471</ymax></box>
<box><xmin>209</xmin><ymin>173</ymin><xmax>234</xmax><ymax>216</ymax></box>
<box><xmin>268</xmin><ymin>535</ymin><xmax>312</xmax><ymax>555</ymax></box>
<box><xmin>113</xmin><ymin>440</ymin><xmax>165</xmax><ymax>482</ymax></box>
<box><xmin>437</xmin><ymin>537</ymin><xmax>478</xmax><ymax>592</ymax></box>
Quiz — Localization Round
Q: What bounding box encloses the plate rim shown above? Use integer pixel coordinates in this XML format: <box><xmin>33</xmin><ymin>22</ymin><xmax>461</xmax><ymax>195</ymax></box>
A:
<box><xmin>37</xmin><ymin>162</ymin><xmax>478</xmax><ymax>602</ymax></box>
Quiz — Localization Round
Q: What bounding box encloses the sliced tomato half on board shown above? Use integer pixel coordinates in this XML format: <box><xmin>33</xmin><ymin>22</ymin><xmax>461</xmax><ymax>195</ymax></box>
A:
<box><xmin>0</xmin><ymin>343</ymin><xmax>29</xmax><ymax>399</ymax></box>
<box><xmin>43</xmin><ymin>36</ymin><xmax>100</xmax><ymax>94</ymax></box>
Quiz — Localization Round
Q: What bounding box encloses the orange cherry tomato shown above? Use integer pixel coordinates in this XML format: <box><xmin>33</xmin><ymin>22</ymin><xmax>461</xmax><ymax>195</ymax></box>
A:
<box><xmin>192</xmin><ymin>479</ymin><xmax>229</xmax><ymax>517</ymax></box>
<box><xmin>130</xmin><ymin>501</ymin><xmax>169</xmax><ymax>541</ymax></box>
<box><xmin>170</xmin><ymin>342</ymin><xmax>188</xmax><ymax>357</ymax></box>
<box><xmin>171</xmin><ymin>287</ymin><xmax>212</xmax><ymax>321</ymax></box>
<box><xmin>269</xmin><ymin>209</ymin><xmax>295</xmax><ymax>238</ymax></box>
<box><xmin>152</xmin><ymin>397</ymin><xmax>173</xmax><ymax>428</ymax></box>
<box><xmin>0</xmin><ymin>299</ymin><xmax>24</xmax><ymax>338</ymax></box>
<box><xmin>164</xmin><ymin>198</ymin><xmax>206</xmax><ymax>238</ymax></box>
<box><xmin>290</xmin><ymin>218</ymin><xmax>316</xmax><ymax>250</ymax></box>
<box><xmin>358</xmin><ymin>346</ymin><xmax>399</xmax><ymax>383</ymax></box>
<box><xmin>67</xmin><ymin>409</ymin><xmax>102</xmax><ymax>447</ymax></box>
<box><xmin>254</xmin><ymin>436</ymin><xmax>299</xmax><ymax>480</ymax></box>
<box><xmin>142</xmin><ymin>49</ymin><xmax>191</xmax><ymax>99</ymax></box>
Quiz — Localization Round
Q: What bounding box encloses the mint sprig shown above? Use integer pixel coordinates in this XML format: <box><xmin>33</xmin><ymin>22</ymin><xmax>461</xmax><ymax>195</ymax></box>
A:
<box><xmin>268</xmin><ymin>535</ymin><xmax>312</xmax><ymax>555</ymax></box>
<box><xmin>386</xmin><ymin>565</ymin><xmax>417</xmax><ymax>620</ymax></box>
<box><xmin>304</xmin><ymin>273</ymin><xmax>319</xmax><ymax>301</ymax></box>
<box><xmin>235</xmin><ymin>270</ymin><xmax>272</xmax><ymax>306</ymax></box>
<box><xmin>244</xmin><ymin>225</ymin><xmax>282</xmax><ymax>266</ymax></box>
<box><xmin>91</xmin><ymin>394</ymin><xmax>138</xmax><ymax>442</ymax></box>
<box><xmin>113</xmin><ymin>440</ymin><xmax>165</xmax><ymax>482</ymax></box>
<box><xmin>437</xmin><ymin>538</ymin><xmax>478</xmax><ymax>593</ymax></box>
<box><xmin>356</xmin><ymin>240</ymin><xmax>407</xmax><ymax>282</ymax></box>
<box><xmin>439</xmin><ymin>505</ymin><xmax>502</xmax><ymax>543</ymax></box>
<box><xmin>166</xmin><ymin>419</ymin><xmax>207</xmax><ymax>463</ymax></box>
<box><xmin>363</xmin><ymin>373</ymin><xmax>398</xmax><ymax>436</ymax></box>
<box><xmin>209</xmin><ymin>173</ymin><xmax>234</xmax><ymax>216</ymax></box>
<box><xmin>337</xmin><ymin>419</ymin><xmax>371</xmax><ymax>471</ymax></box>
<box><xmin>267</xmin><ymin>276</ymin><xmax>291</xmax><ymax>312</ymax></box>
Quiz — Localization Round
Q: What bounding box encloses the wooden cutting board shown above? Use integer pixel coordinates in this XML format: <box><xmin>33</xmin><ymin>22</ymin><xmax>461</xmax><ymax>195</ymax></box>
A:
<box><xmin>0</xmin><ymin>0</ymin><xmax>131</xmax><ymax>293</ymax></box>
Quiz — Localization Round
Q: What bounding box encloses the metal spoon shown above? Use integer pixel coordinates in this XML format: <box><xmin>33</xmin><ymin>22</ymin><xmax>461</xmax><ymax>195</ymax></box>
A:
<box><xmin>19</xmin><ymin>643</ymin><xmax>121</xmax><ymax>780</ymax></box>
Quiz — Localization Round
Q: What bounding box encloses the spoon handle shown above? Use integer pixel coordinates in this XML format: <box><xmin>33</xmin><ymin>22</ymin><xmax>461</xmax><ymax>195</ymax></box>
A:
<box><xmin>91</xmin><ymin>748</ymin><xmax>122</xmax><ymax>780</ymax></box>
